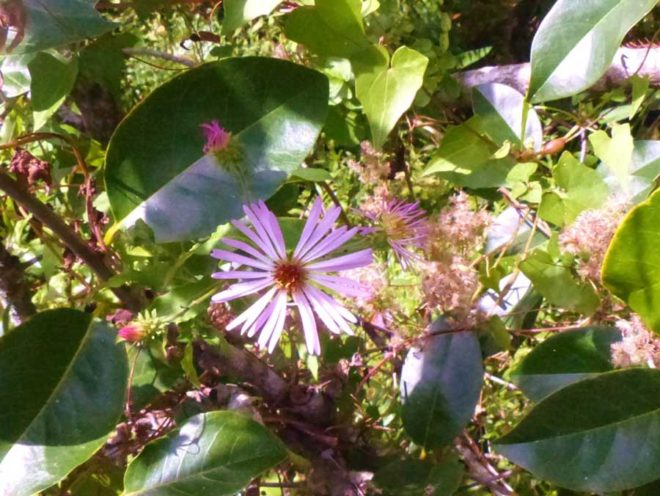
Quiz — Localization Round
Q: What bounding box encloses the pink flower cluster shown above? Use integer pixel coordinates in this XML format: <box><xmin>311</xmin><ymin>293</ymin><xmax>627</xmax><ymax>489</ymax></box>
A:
<box><xmin>201</xmin><ymin>120</ymin><xmax>232</xmax><ymax>154</ymax></box>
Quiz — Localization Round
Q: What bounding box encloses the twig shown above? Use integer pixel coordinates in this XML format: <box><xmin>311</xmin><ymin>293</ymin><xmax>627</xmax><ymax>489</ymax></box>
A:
<box><xmin>455</xmin><ymin>434</ymin><xmax>515</xmax><ymax>496</ymax></box>
<box><xmin>122</xmin><ymin>48</ymin><xmax>196</xmax><ymax>67</ymax></box>
<box><xmin>0</xmin><ymin>243</ymin><xmax>36</xmax><ymax>325</ymax></box>
<box><xmin>0</xmin><ymin>172</ymin><xmax>142</xmax><ymax>310</ymax></box>
<box><xmin>318</xmin><ymin>181</ymin><xmax>351</xmax><ymax>226</ymax></box>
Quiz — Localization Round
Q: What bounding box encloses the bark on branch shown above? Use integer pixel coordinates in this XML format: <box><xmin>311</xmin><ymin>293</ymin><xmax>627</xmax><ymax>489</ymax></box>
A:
<box><xmin>0</xmin><ymin>243</ymin><xmax>36</xmax><ymax>325</ymax></box>
<box><xmin>454</xmin><ymin>47</ymin><xmax>660</xmax><ymax>95</ymax></box>
<box><xmin>0</xmin><ymin>172</ymin><xmax>143</xmax><ymax>311</ymax></box>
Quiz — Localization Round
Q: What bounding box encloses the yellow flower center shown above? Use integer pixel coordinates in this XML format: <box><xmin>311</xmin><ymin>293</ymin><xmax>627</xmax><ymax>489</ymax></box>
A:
<box><xmin>273</xmin><ymin>260</ymin><xmax>307</xmax><ymax>292</ymax></box>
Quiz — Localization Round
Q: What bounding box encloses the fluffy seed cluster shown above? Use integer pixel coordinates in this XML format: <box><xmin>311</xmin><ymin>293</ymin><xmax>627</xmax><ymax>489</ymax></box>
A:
<box><xmin>427</xmin><ymin>191</ymin><xmax>491</xmax><ymax>259</ymax></box>
<box><xmin>559</xmin><ymin>200</ymin><xmax>626</xmax><ymax>281</ymax></box>
<box><xmin>611</xmin><ymin>315</ymin><xmax>660</xmax><ymax>368</ymax></box>
<box><xmin>348</xmin><ymin>141</ymin><xmax>391</xmax><ymax>184</ymax></box>
<box><xmin>340</xmin><ymin>264</ymin><xmax>387</xmax><ymax>316</ymax></box>
<box><xmin>421</xmin><ymin>256</ymin><xmax>480</xmax><ymax>323</ymax></box>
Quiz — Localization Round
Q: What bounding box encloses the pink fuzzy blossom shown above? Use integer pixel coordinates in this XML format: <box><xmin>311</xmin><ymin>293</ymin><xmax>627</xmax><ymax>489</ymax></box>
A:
<box><xmin>118</xmin><ymin>323</ymin><xmax>145</xmax><ymax>343</ymax></box>
<box><xmin>611</xmin><ymin>315</ymin><xmax>660</xmax><ymax>368</ymax></box>
<box><xmin>211</xmin><ymin>198</ymin><xmax>372</xmax><ymax>355</ymax></box>
<box><xmin>362</xmin><ymin>198</ymin><xmax>429</xmax><ymax>268</ymax></box>
<box><xmin>201</xmin><ymin>120</ymin><xmax>232</xmax><ymax>154</ymax></box>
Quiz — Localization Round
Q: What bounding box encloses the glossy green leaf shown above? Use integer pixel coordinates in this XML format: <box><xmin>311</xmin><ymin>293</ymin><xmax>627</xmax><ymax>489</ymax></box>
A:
<box><xmin>0</xmin><ymin>309</ymin><xmax>128</xmax><ymax>496</ymax></box>
<box><xmin>598</xmin><ymin>139</ymin><xmax>660</xmax><ymax>204</ymax></box>
<box><xmin>520</xmin><ymin>250</ymin><xmax>598</xmax><ymax>315</ymax></box>
<box><xmin>354</xmin><ymin>46</ymin><xmax>428</xmax><ymax>149</ymax></box>
<box><xmin>602</xmin><ymin>189</ymin><xmax>660</xmax><ymax>332</ymax></box>
<box><xmin>373</xmin><ymin>454</ymin><xmax>464</xmax><ymax>496</ymax></box>
<box><xmin>124</xmin><ymin>410</ymin><xmax>287</xmax><ymax>495</ymax></box>
<box><xmin>222</xmin><ymin>0</ymin><xmax>282</xmax><ymax>34</ymax></box>
<box><xmin>289</xmin><ymin>167</ymin><xmax>332</xmax><ymax>183</ymax></box>
<box><xmin>509</xmin><ymin>326</ymin><xmax>622</xmax><ymax>401</ymax></box>
<box><xmin>0</xmin><ymin>54</ymin><xmax>33</xmax><ymax>98</ymax></box>
<box><xmin>538</xmin><ymin>152</ymin><xmax>608</xmax><ymax>226</ymax></box>
<box><xmin>28</xmin><ymin>52</ymin><xmax>78</xmax><ymax>129</ymax></box>
<box><xmin>472</xmin><ymin>83</ymin><xmax>542</xmax><ymax>151</ymax></box>
<box><xmin>528</xmin><ymin>0</ymin><xmax>657</xmax><ymax>102</ymax></box>
<box><xmin>105</xmin><ymin>58</ymin><xmax>328</xmax><ymax>243</ymax></box>
<box><xmin>495</xmin><ymin>369</ymin><xmax>660</xmax><ymax>492</ymax></box>
<box><xmin>423</xmin><ymin>116</ymin><xmax>515</xmax><ymax>189</ymax></box>
<box><xmin>4</xmin><ymin>0</ymin><xmax>116</xmax><ymax>55</ymax></box>
<box><xmin>284</xmin><ymin>0</ymin><xmax>369</xmax><ymax>59</ymax></box>
<box><xmin>400</xmin><ymin>322</ymin><xmax>483</xmax><ymax>449</ymax></box>
<box><xmin>590</xmin><ymin>123</ymin><xmax>634</xmax><ymax>197</ymax></box>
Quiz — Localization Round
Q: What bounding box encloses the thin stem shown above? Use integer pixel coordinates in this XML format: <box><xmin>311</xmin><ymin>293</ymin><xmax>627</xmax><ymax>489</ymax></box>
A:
<box><xmin>0</xmin><ymin>172</ymin><xmax>142</xmax><ymax>310</ymax></box>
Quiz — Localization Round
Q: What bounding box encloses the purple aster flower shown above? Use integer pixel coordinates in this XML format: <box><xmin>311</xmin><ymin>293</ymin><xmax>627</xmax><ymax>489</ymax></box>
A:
<box><xmin>363</xmin><ymin>198</ymin><xmax>428</xmax><ymax>269</ymax></box>
<box><xmin>201</xmin><ymin>120</ymin><xmax>232</xmax><ymax>154</ymax></box>
<box><xmin>211</xmin><ymin>198</ymin><xmax>373</xmax><ymax>355</ymax></box>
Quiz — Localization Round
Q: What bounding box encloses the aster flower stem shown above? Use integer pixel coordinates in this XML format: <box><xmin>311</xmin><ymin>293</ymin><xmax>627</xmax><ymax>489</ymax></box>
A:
<box><xmin>317</xmin><ymin>182</ymin><xmax>350</xmax><ymax>226</ymax></box>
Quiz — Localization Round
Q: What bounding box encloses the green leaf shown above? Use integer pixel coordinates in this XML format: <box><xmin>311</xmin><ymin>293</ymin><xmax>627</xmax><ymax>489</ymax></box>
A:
<box><xmin>598</xmin><ymin>140</ymin><xmax>660</xmax><ymax>204</ymax></box>
<box><xmin>373</xmin><ymin>455</ymin><xmax>464</xmax><ymax>496</ymax></box>
<box><xmin>520</xmin><ymin>250</ymin><xmax>598</xmax><ymax>315</ymax></box>
<box><xmin>472</xmin><ymin>83</ymin><xmax>542</xmax><ymax>151</ymax></box>
<box><xmin>123</xmin><ymin>411</ymin><xmax>287</xmax><ymax>495</ymax></box>
<box><xmin>222</xmin><ymin>0</ymin><xmax>282</xmax><ymax>34</ymax></box>
<box><xmin>400</xmin><ymin>322</ymin><xmax>483</xmax><ymax>449</ymax></box>
<box><xmin>0</xmin><ymin>309</ymin><xmax>128</xmax><ymax>496</ymax></box>
<box><xmin>0</xmin><ymin>54</ymin><xmax>33</xmax><ymax>98</ymax></box>
<box><xmin>590</xmin><ymin>123</ymin><xmax>634</xmax><ymax>197</ymax></box>
<box><xmin>354</xmin><ymin>46</ymin><xmax>428</xmax><ymax>149</ymax></box>
<box><xmin>495</xmin><ymin>369</ymin><xmax>660</xmax><ymax>492</ymax></box>
<box><xmin>5</xmin><ymin>0</ymin><xmax>116</xmax><ymax>55</ymax></box>
<box><xmin>538</xmin><ymin>152</ymin><xmax>608</xmax><ymax>226</ymax></box>
<box><xmin>28</xmin><ymin>51</ymin><xmax>78</xmax><ymax>130</ymax></box>
<box><xmin>423</xmin><ymin>116</ymin><xmax>515</xmax><ymax>189</ymax></box>
<box><xmin>289</xmin><ymin>167</ymin><xmax>332</xmax><ymax>183</ymax></box>
<box><xmin>79</xmin><ymin>32</ymin><xmax>139</xmax><ymax>101</ymax></box>
<box><xmin>284</xmin><ymin>0</ymin><xmax>369</xmax><ymax>59</ymax></box>
<box><xmin>509</xmin><ymin>326</ymin><xmax>622</xmax><ymax>401</ymax></box>
<box><xmin>602</xmin><ymin>189</ymin><xmax>660</xmax><ymax>332</ymax></box>
<box><xmin>105</xmin><ymin>58</ymin><xmax>328</xmax><ymax>243</ymax></box>
<box><xmin>528</xmin><ymin>0</ymin><xmax>657</xmax><ymax>102</ymax></box>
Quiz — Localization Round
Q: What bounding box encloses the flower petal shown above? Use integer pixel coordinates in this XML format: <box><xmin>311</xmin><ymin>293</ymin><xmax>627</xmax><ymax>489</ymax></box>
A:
<box><xmin>222</xmin><ymin>237</ymin><xmax>272</xmax><ymax>265</ymax></box>
<box><xmin>211</xmin><ymin>278</ymin><xmax>273</xmax><ymax>303</ymax></box>
<box><xmin>309</xmin><ymin>274</ymin><xmax>371</xmax><ymax>298</ymax></box>
<box><xmin>257</xmin><ymin>290</ymin><xmax>288</xmax><ymax>351</ymax></box>
<box><xmin>244</xmin><ymin>203</ymin><xmax>281</xmax><ymax>260</ymax></box>
<box><xmin>293</xmin><ymin>290</ymin><xmax>320</xmax><ymax>355</ymax></box>
<box><xmin>226</xmin><ymin>286</ymin><xmax>278</xmax><ymax>332</ymax></box>
<box><xmin>296</xmin><ymin>205</ymin><xmax>342</xmax><ymax>259</ymax></box>
<box><xmin>212</xmin><ymin>270</ymin><xmax>270</xmax><ymax>280</ymax></box>
<box><xmin>301</xmin><ymin>226</ymin><xmax>360</xmax><ymax>263</ymax></box>
<box><xmin>211</xmin><ymin>248</ymin><xmax>273</xmax><ymax>271</ymax></box>
<box><xmin>293</xmin><ymin>197</ymin><xmax>324</xmax><ymax>258</ymax></box>
<box><xmin>306</xmin><ymin>248</ymin><xmax>373</xmax><ymax>272</ymax></box>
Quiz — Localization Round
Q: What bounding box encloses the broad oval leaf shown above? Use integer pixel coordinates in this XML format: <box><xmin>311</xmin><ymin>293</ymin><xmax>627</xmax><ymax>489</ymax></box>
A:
<box><xmin>222</xmin><ymin>0</ymin><xmax>282</xmax><ymax>34</ymax></box>
<box><xmin>520</xmin><ymin>249</ymin><xmax>599</xmax><ymax>315</ymax></box>
<box><xmin>598</xmin><ymin>139</ymin><xmax>660</xmax><ymax>204</ymax></box>
<box><xmin>104</xmin><ymin>58</ymin><xmax>328</xmax><ymax>243</ymax></box>
<box><xmin>400</xmin><ymin>323</ymin><xmax>483</xmax><ymax>449</ymax></box>
<box><xmin>0</xmin><ymin>309</ymin><xmax>128</xmax><ymax>496</ymax></box>
<box><xmin>509</xmin><ymin>326</ymin><xmax>622</xmax><ymax>401</ymax></box>
<box><xmin>528</xmin><ymin>0</ymin><xmax>657</xmax><ymax>102</ymax></box>
<box><xmin>538</xmin><ymin>152</ymin><xmax>608</xmax><ymax>227</ymax></box>
<box><xmin>355</xmin><ymin>46</ymin><xmax>428</xmax><ymax>149</ymax></box>
<box><xmin>602</xmin><ymin>189</ymin><xmax>660</xmax><ymax>332</ymax></box>
<box><xmin>373</xmin><ymin>454</ymin><xmax>464</xmax><ymax>496</ymax></box>
<box><xmin>423</xmin><ymin>116</ymin><xmax>515</xmax><ymax>189</ymax></box>
<box><xmin>4</xmin><ymin>0</ymin><xmax>116</xmax><ymax>55</ymax></box>
<box><xmin>495</xmin><ymin>369</ymin><xmax>660</xmax><ymax>492</ymax></box>
<box><xmin>124</xmin><ymin>410</ymin><xmax>287</xmax><ymax>495</ymax></box>
<box><xmin>284</xmin><ymin>0</ymin><xmax>369</xmax><ymax>59</ymax></box>
<box><xmin>472</xmin><ymin>83</ymin><xmax>542</xmax><ymax>151</ymax></box>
